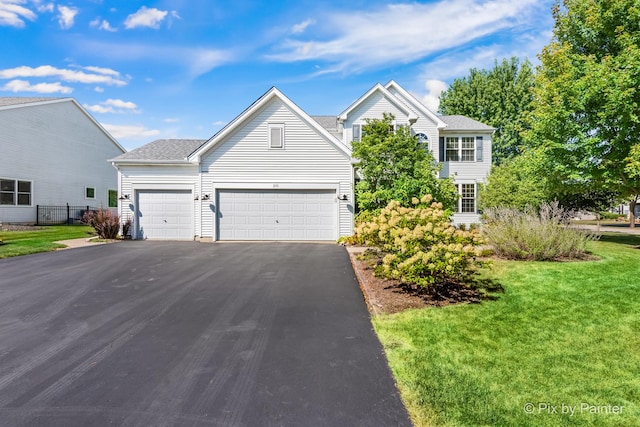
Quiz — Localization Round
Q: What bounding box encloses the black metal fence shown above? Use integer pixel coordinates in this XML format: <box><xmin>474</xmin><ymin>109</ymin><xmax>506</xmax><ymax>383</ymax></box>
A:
<box><xmin>36</xmin><ymin>204</ymin><xmax>96</xmax><ymax>225</ymax></box>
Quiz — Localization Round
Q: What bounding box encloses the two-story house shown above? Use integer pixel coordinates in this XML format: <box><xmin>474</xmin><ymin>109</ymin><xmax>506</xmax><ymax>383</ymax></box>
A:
<box><xmin>111</xmin><ymin>81</ymin><xmax>493</xmax><ymax>240</ymax></box>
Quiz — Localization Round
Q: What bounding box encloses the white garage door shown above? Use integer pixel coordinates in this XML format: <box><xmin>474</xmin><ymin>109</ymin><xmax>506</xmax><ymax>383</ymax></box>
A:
<box><xmin>137</xmin><ymin>190</ymin><xmax>193</xmax><ymax>240</ymax></box>
<box><xmin>218</xmin><ymin>190</ymin><xmax>336</xmax><ymax>241</ymax></box>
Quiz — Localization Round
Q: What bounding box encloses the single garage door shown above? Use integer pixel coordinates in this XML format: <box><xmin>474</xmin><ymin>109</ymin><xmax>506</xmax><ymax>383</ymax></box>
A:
<box><xmin>218</xmin><ymin>190</ymin><xmax>336</xmax><ymax>241</ymax></box>
<box><xmin>137</xmin><ymin>190</ymin><xmax>193</xmax><ymax>240</ymax></box>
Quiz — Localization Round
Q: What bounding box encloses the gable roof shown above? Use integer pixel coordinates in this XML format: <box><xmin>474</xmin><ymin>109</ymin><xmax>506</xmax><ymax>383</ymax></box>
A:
<box><xmin>439</xmin><ymin>115</ymin><xmax>495</xmax><ymax>132</ymax></box>
<box><xmin>188</xmin><ymin>87</ymin><xmax>351</xmax><ymax>162</ymax></box>
<box><xmin>110</xmin><ymin>139</ymin><xmax>207</xmax><ymax>163</ymax></box>
<box><xmin>0</xmin><ymin>96</ymin><xmax>126</xmax><ymax>153</ymax></box>
<box><xmin>384</xmin><ymin>80</ymin><xmax>448</xmax><ymax>129</ymax></box>
<box><xmin>338</xmin><ymin>83</ymin><xmax>418</xmax><ymax>123</ymax></box>
<box><xmin>311</xmin><ymin>115</ymin><xmax>341</xmax><ymax>139</ymax></box>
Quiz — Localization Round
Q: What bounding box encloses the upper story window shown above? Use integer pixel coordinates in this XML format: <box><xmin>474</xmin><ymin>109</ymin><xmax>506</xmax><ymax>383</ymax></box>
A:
<box><xmin>352</xmin><ymin>124</ymin><xmax>361</xmax><ymax>142</ymax></box>
<box><xmin>440</xmin><ymin>136</ymin><xmax>484</xmax><ymax>162</ymax></box>
<box><xmin>415</xmin><ymin>133</ymin><xmax>429</xmax><ymax>151</ymax></box>
<box><xmin>269</xmin><ymin>123</ymin><xmax>285</xmax><ymax>149</ymax></box>
<box><xmin>1</xmin><ymin>178</ymin><xmax>32</xmax><ymax>206</ymax></box>
<box><xmin>85</xmin><ymin>187</ymin><xmax>95</xmax><ymax>199</ymax></box>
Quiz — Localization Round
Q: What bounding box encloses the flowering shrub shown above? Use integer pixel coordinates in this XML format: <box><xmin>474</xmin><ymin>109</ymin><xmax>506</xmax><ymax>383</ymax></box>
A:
<box><xmin>82</xmin><ymin>208</ymin><xmax>120</xmax><ymax>239</ymax></box>
<box><xmin>350</xmin><ymin>195</ymin><xmax>486</xmax><ymax>287</ymax></box>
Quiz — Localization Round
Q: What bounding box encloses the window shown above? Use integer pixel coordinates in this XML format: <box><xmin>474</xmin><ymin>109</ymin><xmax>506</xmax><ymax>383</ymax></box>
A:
<box><xmin>442</xmin><ymin>136</ymin><xmax>481</xmax><ymax>162</ymax></box>
<box><xmin>0</xmin><ymin>178</ymin><xmax>32</xmax><ymax>206</ymax></box>
<box><xmin>108</xmin><ymin>189</ymin><xmax>118</xmax><ymax>208</ymax></box>
<box><xmin>461</xmin><ymin>137</ymin><xmax>475</xmax><ymax>161</ymax></box>
<box><xmin>269</xmin><ymin>123</ymin><xmax>284</xmax><ymax>149</ymax></box>
<box><xmin>415</xmin><ymin>132</ymin><xmax>429</xmax><ymax>150</ymax></box>
<box><xmin>352</xmin><ymin>124</ymin><xmax>361</xmax><ymax>142</ymax></box>
<box><xmin>455</xmin><ymin>184</ymin><xmax>476</xmax><ymax>213</ymax></box>
<box><xmin>85</xmin><ymin>187</ymin><xmax>95</xmax><ymax>199</ymax></box>
<box><xmin>446</xmin><ymin>137</ymin><xmax>459</xmax><ymax>161</ymax></box>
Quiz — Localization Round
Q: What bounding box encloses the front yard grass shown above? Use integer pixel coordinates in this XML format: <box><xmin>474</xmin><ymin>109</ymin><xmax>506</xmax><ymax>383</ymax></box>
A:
<box><xmin>0</xmin><ymin>225</ymin><xmax>95</xmax><ymax>258</ymax></box>
<box><xmin>374</xmin><ymin>233</ymin><xmax>640</xmax><ymax>426</ymax></box>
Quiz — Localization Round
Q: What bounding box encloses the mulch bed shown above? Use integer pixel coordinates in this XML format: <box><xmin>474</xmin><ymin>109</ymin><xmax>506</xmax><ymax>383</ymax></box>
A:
<box><xmin>348</xmin><ymin>248</ymin><xmax>503</xmax><ymax>315</ymax></box>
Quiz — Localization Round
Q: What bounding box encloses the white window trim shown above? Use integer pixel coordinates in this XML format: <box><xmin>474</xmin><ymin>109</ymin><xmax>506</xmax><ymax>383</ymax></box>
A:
<box><xmin>455</xmin><ymin>182</ymin><xmax>477</xmax><ymax>213</ymax></box>
<box><xmin>85</xmin><ymin>187</ymin><xmax>96</xmax><ymax>200</ymax></box>
<box><xmin>268</xmin><ymin>123</ymin><xmax>285</xmax><ymax>149</ymax></box>
<box><xmin>0</xmin><ymin>177</ymin><xmax>33</xmax><ymax>207</ymax></box>
<box><xmin>446</xmin><ymin>136</ymin><xmax>476</xmax><ymax>162</ymax></box>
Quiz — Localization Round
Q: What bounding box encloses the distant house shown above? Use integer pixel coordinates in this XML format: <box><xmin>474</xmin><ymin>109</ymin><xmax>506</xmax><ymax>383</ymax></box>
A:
<box><xmin>111</xmin><ymin>81</ymin><xmax>493</xmax><ymax>241</ymax></box>
<box><xmin>0</xmin><ymin>98</ymin><xmax>125</xmax><ymax>224</ymax></box>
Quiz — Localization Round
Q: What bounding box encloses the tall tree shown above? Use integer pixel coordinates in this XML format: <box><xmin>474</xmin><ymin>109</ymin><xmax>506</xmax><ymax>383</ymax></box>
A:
<box><xmin>352</xmin><ymin>113</ymin><xmax>458</xmax><ymax>212</ymax></box>
<box><xmin>439</xmin><ymin>57</ymin><xmax>534</xmax><ymax>164</ymax></box>
<box><xmin>528</xmin><ymin>0</ymin><xmax>640</xmax><ymax>227</ymax></box>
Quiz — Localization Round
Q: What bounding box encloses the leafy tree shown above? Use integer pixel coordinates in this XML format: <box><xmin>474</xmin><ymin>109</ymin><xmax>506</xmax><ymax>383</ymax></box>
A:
<box><xmin>528</xmin><ymin>0</ymin><xmax>640</xmax><ymax>227</ymax></box>
<box><xmin>352</xmin><ymin>113</ymin><xmax>458</xmax><ymax>212</ymax></box>
<box><xmin>439</xmin><ymin>57</ymin><xmax>535</xmax><ymax>164</ymax></box>
<box><xmin>479</xmin><ymin>149</ymin><xmax>551</xmax><ymax>211</ymax></box>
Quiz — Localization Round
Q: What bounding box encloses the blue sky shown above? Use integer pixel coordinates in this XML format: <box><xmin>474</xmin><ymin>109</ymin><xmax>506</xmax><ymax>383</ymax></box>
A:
<box><xmin>0</xmin><ymin>0</ymin><xmax>555</xmax><ymax>151</ymax></box>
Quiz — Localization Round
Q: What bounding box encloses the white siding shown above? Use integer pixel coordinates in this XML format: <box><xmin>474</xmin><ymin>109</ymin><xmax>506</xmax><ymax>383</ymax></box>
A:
<box><xmin>386</xmin><ymin>87</ymin><xmax>441</xmax><ymax>154</ymax></box>
<box><xmin>201</xmin><ymin>98</ymin><xmax>353</xmax><ymax>239</ymax></box>
<box><xmin>343</xmin><ymin>92</ymin><xmax>411</xmax><ymax>143</ymax></box>
<box><xmin>116</xmin><ymin>165</ymin><xmax>200</xmax><ymax>237</ymax></box>
<box><xmin>0</xmin><ymin>101</ymin><xmax>124</xmax><ymax>223</ymax></box>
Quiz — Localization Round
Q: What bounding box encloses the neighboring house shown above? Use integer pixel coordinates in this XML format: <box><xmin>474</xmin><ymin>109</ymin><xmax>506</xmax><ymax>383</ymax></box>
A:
<box><xmin>111</xmin><ymin>81</ymin><xmax>493</xmax><ymax>241</ymax></box>
<box><xmin>0</xmin><ymin>97</ymin><xmax>126</xmax><ymax>224</ymax></box>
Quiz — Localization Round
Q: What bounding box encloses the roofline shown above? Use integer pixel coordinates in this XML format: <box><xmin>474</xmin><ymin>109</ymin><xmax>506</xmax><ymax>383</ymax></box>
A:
<box><xmin>1</xmin><ymin>97</ymin><xmax>127</xmax><ymax>154</ymax></box>
<box><xmin>110</xmin><ymin>159</ymin><xmax>196</xmax><ymax>165</ymax></box>
<box><xmin>188</xmin><ymin>87</ymin><xmax>351</xmax><ymax>162</ymax></box>
<box><xmin>384</xmin><ymin>80</ymin><xmax>448</xmax><ymax>129</ymax></box>
<box><xmin>440</xmin><ymin>128</ymin><xmax>497</xmax><ymax>133</ymax></box>
<box><xmin>337</xmin><ymin>83</ymin><xmax>418</xmax><ymax>123</ymax></box>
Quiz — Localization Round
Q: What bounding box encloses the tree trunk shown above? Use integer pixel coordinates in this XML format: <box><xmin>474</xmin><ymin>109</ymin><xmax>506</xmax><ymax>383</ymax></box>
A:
<box><xmin>630</xmin><ymin>199</ymin><xmax>637</xmax><ymax>228</ymax></box>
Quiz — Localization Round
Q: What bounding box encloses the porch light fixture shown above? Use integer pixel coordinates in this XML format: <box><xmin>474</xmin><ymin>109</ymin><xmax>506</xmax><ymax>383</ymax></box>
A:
<box><xmin>338</xmin><ymin>194</ymin><xmax>348</xmax><ymax>201</ymax></box>
<box><xmin>118</xmin><ymin>194</ymin><xmax>130</xmax><ymax>200</ymax></box>
<box><xmin>202</xmin><ymin>194</ymin><xmax>210</xmax><ymax>201</ymax></box>
<box><xmin>194</xmin><ymin>194</ymin><xmax>199</xmax><ymax>201</ymax></box>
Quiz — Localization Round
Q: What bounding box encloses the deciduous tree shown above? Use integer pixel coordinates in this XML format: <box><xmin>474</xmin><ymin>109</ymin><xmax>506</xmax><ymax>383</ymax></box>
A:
<box><xmin>528</xmin><ymin>0</ymin><xmax>640</xmax><ymax>226</ymax></box>
<box><xmin>352</xmin><ymin>113</ymin><xmax>458</xmax><ymax>213</ymax></box>
<box><xmin>439</xmin><ymin>57</ymin><xmax>534</xmax><ymax>164</ymax></box>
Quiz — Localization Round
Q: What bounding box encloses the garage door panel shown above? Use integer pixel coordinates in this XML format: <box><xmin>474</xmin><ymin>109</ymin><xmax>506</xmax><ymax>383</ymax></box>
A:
<box><xmin>218</xmin><ymin>189</ymin><xmax>336</xmax><ymax>241</ymax></box>
<box><xmin>137</xmin><ymin>190</ymin><xmax>193</xmax><ymax>240</ymax></box>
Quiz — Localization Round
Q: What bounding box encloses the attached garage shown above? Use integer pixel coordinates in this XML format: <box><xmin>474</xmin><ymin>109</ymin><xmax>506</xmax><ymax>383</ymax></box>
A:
<box><xmin>217</xmin><ymin>189</ymin><xmax>336</xmax><ymax>241</ymax></box>
<box><xmin>136</xmin><ymin>190</ymin><xmax>193</xmax><ymax>240</ymax></box>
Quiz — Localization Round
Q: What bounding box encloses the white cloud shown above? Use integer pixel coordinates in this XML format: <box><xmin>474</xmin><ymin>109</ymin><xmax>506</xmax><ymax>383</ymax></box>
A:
<box><xmin>2</xmin><ymin>79</ymin><xmax>73</xmax><ymax>94</ymax></box>
<box><xmin>164</xmin><ymin>118</ymin><xmax>180</xmax><ymax>123</ymax></box>
<box><xmin>291</xmin><ymin>19</ymin><xmax>314</xmax><ymax>34</ymax></box>
<box><xmin>0</xmin><ymin>0</ymin><xmax>37</xmax><ymax>27</ymax></box>
<box><xmin>84</xmin><ymin>98</ymin><xmax>139</xmax><ymax>114</ymax></box>
<box><xmin>57</xmin><ymin>5</ymin><xmax>78</xmax><ymax>29</ymax></box>
<box><xmin>102</xmin><ymin>123</ymin><xmax>160</xmax><ymax>140</ymax></box>
<box><xmin>94</xmin><ymin>86</ymin><xmax>104</xmax><ymax>92</ymax></box>
<box><xmin>90</xmin><ymin>17</ymin><xmax>117</xmax><ymax>32</ymax></box>
<box><xmin>82</xmin><ymin>65</ymin><xmax>121</xmax><ymax>77</ymax></box>
<box><xmin>36</xmin><ymin>2</ymin><xmax>53</xmax><ymax>13</ymax></box>
<box><xmin>421</xmin><ymin>80</ymin><xmax>449</xmax><ymax>112</ymax></box>
<box><xmin>269</xmin><ymin>0</ymin><xmax>548</xmax><ymax>74</ymax></box>
<box><xmin>212</xmin><ymin>120</ymin><xmax>226</xmax><ymax>126</ymax></box>
<box><xmin>124</xmin><ymin>6</ymin><xmax>168</xmax><ymax>29</ymax></box>
<box><xmin>0</xmin><ymin>65</ymin><xmax>127</xmax><ymax>86</ymax></box>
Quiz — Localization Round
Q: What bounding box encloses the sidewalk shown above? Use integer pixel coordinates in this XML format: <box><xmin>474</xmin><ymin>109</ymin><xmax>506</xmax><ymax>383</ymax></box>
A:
<box><xmin>572</xmin><ymin>224</ymin><xmax>640</xmax><ymax>235</ymax></box>
<box><xmin>55</xmin><ymin>237</ymin><xmax>120</xmax><ymax>249</ymax></box>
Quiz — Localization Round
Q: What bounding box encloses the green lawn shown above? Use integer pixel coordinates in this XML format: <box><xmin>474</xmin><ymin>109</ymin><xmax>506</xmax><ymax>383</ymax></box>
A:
<box><xmin>374</xmin><ymin>233</ymin><xmax>640</xmax><ymax>427</ymax></box>
<box><xmin>0</xmin><ymin>225</ymin><xmax>96</xmax><ymax>258</ymax></box>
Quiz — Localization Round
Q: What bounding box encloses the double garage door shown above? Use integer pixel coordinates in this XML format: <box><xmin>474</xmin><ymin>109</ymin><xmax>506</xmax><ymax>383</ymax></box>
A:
<box><xmin>136</xmin><ymin>189</ymin><xmax>336</xmax><ymax>241</ymax></box>
<box><xmin>218</xmin><ymin>189</ymin><xmax>336</xmax><ymax>241</ymax></box>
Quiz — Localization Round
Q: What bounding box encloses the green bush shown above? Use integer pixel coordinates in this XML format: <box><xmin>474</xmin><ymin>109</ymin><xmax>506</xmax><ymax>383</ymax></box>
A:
<box><xmin>82</xmin><ymin>208</ymin><xmax>120</xmax><ymax>240</ymax></box>
<box><xmin>483</xmin><ymin>202</ymin><xmax>596</xmax><ymax>260</ymax></box>
<box><xmin>350</xmin><ymin>195</ymin><xmax>486</xmax><ymax>287</ymax></box>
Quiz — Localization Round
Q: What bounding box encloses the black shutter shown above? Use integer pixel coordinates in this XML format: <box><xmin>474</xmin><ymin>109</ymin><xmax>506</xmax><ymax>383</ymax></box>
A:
<box><xmin>439</xmin><ymin>136</ymin><xmax>445</xmax><ymax>162</ymax></box>
<box><xmin>476</xmin><ymin>136</ymin><xmax>483</xmax><ymax>161</ymax></box>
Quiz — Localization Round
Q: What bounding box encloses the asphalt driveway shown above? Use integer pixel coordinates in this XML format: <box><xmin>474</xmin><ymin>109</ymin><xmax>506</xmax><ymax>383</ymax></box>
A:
<box><xmin>0</xmin><ymin>242</ymin><xmax>411</xmax><ymax>426</ymax></box>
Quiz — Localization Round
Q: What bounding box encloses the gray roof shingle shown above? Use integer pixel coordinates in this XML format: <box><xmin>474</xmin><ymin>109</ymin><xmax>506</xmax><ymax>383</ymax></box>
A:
<box><xmin>112</xmin><ymin>139</ymin><xmax>207</xmax><ymax>162</ymax></box>
<box><xmin>439</xmin><ymin>115</ymin><xmax>495</xmax><ymax>131</ymax></box>
<box><xmin>311</xmin><ymin>115</ymin><xmax>342</xmax><ymax>139</ymax></box>
<box><xmin>0</xmin><ymin>97</ymin><xmax>66</xmax><ymax>108</ymax></box>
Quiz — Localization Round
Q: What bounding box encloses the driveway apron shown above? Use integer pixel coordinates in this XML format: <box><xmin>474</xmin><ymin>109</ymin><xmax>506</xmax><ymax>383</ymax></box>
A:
<box><xmin>0</xmin><ymin>242</ymin><xmax>411</xmax><ymax>426</ymax></box>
